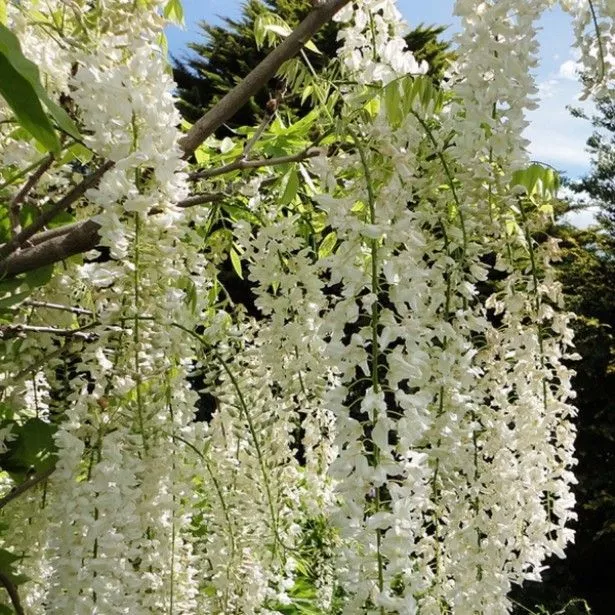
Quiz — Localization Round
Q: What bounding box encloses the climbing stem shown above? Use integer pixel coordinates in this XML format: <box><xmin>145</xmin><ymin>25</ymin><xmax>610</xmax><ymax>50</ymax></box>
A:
<box><xmin>132</xmin><ymin>213</ymin><xmax>148</xmax><ymax>454</ymax></box>
<box><xmin>169</xmin><ymin>322</ymin><xmax>281</xmax><ymax>555</ymax></box>
<box><xmin>348</xmin><ymin>125</ymin><xmax>385</xmax><ymax>611</ymax></box>
<box><xmin>410</xmin><ymin>110</ymin><xmax>468</xmax><ymax>254</ymax></box>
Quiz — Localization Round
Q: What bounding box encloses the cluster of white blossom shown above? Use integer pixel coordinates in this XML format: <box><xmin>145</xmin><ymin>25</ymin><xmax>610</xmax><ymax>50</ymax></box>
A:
<box><xmin>333</xmin><ymin>0</ymin><xmax>428</xmax><ymax>84</ymax></box>
<box><xmin>1</xmin><ymin>0</ymin><xmax>209</xmax><ymax>611</ymax></box>
<box><xmin>559</xmin><ymin>0</ymin><xmax>615</xmax><ymax>97</ymax></box>
<box><xmin>0</xmin><ymin>0</ymin><xmax>600</xmax><ymax>613</ymax></box>
<box><xmin>193</xmin><ymin>214</ymin><xmax>340</xmax><ymax>611</ymax></box>
<box><xmin>305</xmin><ymin>1</ymin><xmax>579</xmax><ymax>613</ymax></box>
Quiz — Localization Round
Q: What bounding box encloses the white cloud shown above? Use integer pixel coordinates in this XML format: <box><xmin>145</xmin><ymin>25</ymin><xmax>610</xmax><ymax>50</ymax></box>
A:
<box><xmin>524</xmin><ymin>58</ymin><xmax>595</xmax><ymax>177</ymax></box>
<box><xmin>538</xmin><ymin>79</ymin><xmax>559</xmax><ymax>98</ymax></box>
<box><xmin>558</xmin><ymin>59</ymin><xmax>581</xmax><ymax>80</ymax></box>
<box><xmin>563</xmin><ymin>208</ymin><xmax>598</xmax><ymax>228</ymax></box>
<box><xmin>527</xmin><ymin>131</ymin><xmax>589</xmax><ymax>169</ymax></box>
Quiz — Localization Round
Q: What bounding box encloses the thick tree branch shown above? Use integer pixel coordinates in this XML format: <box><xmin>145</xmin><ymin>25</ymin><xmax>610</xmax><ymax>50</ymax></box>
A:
<box><xmin>25</xmin><ymin>221</ymin><xmax>81</xmax><ymax>246</ymax></box>
<box><xmin>0</xmin><ymin>161</ymin><xmax>114</xmax><ymax>260</ymax></box>
<box><xmin>0</xmin><ymin>218</ymin><xmax>100</xmax><ymax>277</ymax></box>
<box><xmin>9</xmin><ymin>154</ymin><xmax>55</xmax><ymax>235</ymax></box>
<box><xmin>178</xmin><ymin>0</ymin><xmax>351</xmax><ymax>157</ymax></box>
<box><xmin>0</xmin><ymin>179</ymin><xmax>283</xmax><ymax>276</ymax></box>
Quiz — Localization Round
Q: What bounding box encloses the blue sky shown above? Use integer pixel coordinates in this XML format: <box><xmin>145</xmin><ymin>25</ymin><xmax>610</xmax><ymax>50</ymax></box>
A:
<box><xmin>166</xmin><ymin>1</ymin><xmax>595</xmax><ymax>183</ymax></box>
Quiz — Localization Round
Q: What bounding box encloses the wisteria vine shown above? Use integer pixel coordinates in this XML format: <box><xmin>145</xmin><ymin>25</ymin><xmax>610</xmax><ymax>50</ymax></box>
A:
<box><xmin>0</xmin><ymin>0</ymin><xmax>612</xmax><ymax>613</ymax></box>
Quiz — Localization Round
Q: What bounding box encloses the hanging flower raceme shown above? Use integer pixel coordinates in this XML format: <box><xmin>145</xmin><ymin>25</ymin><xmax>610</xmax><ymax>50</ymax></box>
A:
<box><xmin>559</xmin><ymin>0</ymin><xmax>615</xmax><ymax>98</ymax></box>
<box><xmin>0</xmin><ymin>0</ymin><xmax>210</xmax><ymax>611</ymax></box>
<box><xmin>0</xmin><ymin>0</ymin><xmax>597</xmax><ymax>612</ymax></box>
<box><xmin>334</xmin><ymin>0</ymin><xmax>428</xmax><ymax>84</ymax></box>
<box><xmin>303</xmin><ymin>1</ymin><xmax>580</xmax><ymax>613</ymax></box>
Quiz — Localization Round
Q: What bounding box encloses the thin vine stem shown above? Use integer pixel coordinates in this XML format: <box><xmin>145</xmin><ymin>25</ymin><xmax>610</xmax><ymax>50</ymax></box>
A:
<box><xmin>165</xmin><ymin>378</ymin><xmax>176</xmax><ymax>615</ymax></box>
<box><xmin>169</xmin><ymin>322</ymin><xmax>281</xmax><ymax>555</ymax></box>
<box><xmin>167</xmin><ymin>430</ymin><xmax>237</xmax><ymax>560</ymax></box>
<box><xmin>347</xmin><ymin>125</ymin><xmax>385</xmax><ymax>611</ymax></box>
<box><xmin>410</xmin><ymin>110</ymin><xmax>468</xmax><ymax>254</ymax></box>
<box><xmin>588</xmin><ymin>0</ymin><xmax>606</xmax><ymax>86</ymax></box>
<box><xmin>132</xmin><ymin>213</ymin><xmax>148</xmax><ymax>454</ymax></box>
<box><xmin>131</xmin><ymin>115</ymin><xmax>148</xmax><ymax>455</ymax></box>
<box><xmin>516</xmin><ymin>196</ymin><xmax>557</xmax><ymax>538</ymax></box>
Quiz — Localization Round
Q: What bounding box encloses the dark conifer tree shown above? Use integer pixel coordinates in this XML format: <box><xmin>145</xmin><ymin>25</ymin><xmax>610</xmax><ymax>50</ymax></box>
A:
<box><xmin>172</xmin><ymin>0</ymin><xmax>453</xmax><ymax>127</ymax></box>
<box><xmin>570</xmin><ymin>98</ymin><xmax>615</xmax><ymax>233</ymax></box>
<box><xmin>511</xmin><ymin>100</ymin><xmax>615</xmax><ymax>615</ymax></box>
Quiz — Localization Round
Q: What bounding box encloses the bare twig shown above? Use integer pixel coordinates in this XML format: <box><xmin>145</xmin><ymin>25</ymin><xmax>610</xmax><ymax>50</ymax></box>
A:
<box><xmin>242</xmin><ymin>113</ymin><xmax>274</xmax><ymax>161</ymax></box>
<box><xmin>0</xmin><ymin>570</ymin><xmax>25</xmax><ymax>615</ymax></box>
<box><xmin>235</xmin><ymin>86</ymin><xmax>286</xmax><ymax>160</ymax></box>
<box><xmin>0</xmin><ymin>466</ymin><xmax>55</xmax><ymax>513</ymax></box>
<box><xmin>0</xmin><ymin>160</ymin><xmax>114</xmax><ymax>260</ymax></box>
<box><xmin>189</xmin><ymin>147</ymin><xmax>324</xmax><ymax>181</ymax></box>
<box><xmin>22</xmin><ymin>300</ymin><xmax>94</xmax><ymax>316</ymax></box>
<box><xmin>0</xmin><ymin>323</ymin><xmax>96</xmax><ymax>340</ymax></box>
<box><xmin>145</xmin><ymin>192</ymin><xmax>227</xmax><ymax>215</ymax></box>
<box><xmin>9</xmin><ymin>154</ymin><xmax>55</xmax><ymax>236</ymax></box>
<box><xmin>178</xmin><ymin>0</ymin><xmax>351</xmax><ymax>157</ymax></box>
<box><xmin>176</xmin><ymin>193</ymin><xmax>227</xmax><ymax>209</ymax></box>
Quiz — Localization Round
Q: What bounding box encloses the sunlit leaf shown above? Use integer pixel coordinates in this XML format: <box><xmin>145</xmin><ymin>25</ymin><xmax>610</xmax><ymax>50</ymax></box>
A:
<box><xmin>0</xmin><ymin>53</ymin><xmax>60</xmax><ymax>152</ymax></box>
<box><xmin>230</xmin><ymin>247</ymin><xmax>243</xmax><ymax>279</ymax></box>
<box><xmin>0</xmin><ymin>23</ymin><xmax>80</xmax><ymax>142</ymax></box>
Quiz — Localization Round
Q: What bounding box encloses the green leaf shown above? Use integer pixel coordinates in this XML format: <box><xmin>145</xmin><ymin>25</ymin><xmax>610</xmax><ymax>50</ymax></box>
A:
<box><xmin>157</xmin><ymin>31</ymin><xmax>169</xmax><ymax>58</ymax></box>
<box><xmin>512</xmin><ymin>163</ymin><xmax>561</xmax><ymax>200</ymax></box>
<box><xmin>46</xmin><ymin>210</ymin><xmax>75</xmax><ymax>228</ymax></box>
<box><xmin>0</xmin><ymin>23</ymin><xmax>80</xmax><ymax>141</ymax></box>
<box><xmin>254</xmin><ymin>12</ymin><xmax>317</xmax><ymax>54</ymax></box>
<box><xmin>0</xmin><ymin>208</ymin><xmax>10</xmax><ymax>244</ymax></box>
<box><xmin>230</xmin><ymin>247</ymin><xmax>243</xmax><ymax>279</ymax></box>
<box><xmin>300</xmin><ymin>85</ymin><xmax>313</xmax><ymax>105</ymax></box>
<box><xmin>19</xmin><ymin>202</ymin><xmax>38</xmax><ymax>228</ymax></box>
<box><xmin>363</xmin><ymin>96</ymin><xmax>380</xmax><ymax>119</ymax></box>
<box><xmin>254</xmin><ymin>14</ymin><xmax>266</xmax><ymax>49</ymax></box>
<box><xmin>280</xmin><ymin>168</ymin><xmax>299</xmax><ymax>204</ymax></box>
<box><xmin>194</xmin><ymin>145</ymin><xmax>210</xmax><ymax>165</ymax></box>
<box><xmin>0</xmin><ymin>53</ymin><xmax>60</xmax><ymax>152</ymax></box>
<box><xmin>163</xmin><ymin>0</ymin><xmax>184</xmax><ymax>24</ymax></box>
<box><xmin>0</xmin><ymin>418</ymin><xmax>57</xmax><ymax>478</ymax></box>
<box><xmin>383</xmin><ymin>80</ymin><xmax>402</xmax><ymax>128</ymax></box>
<box><xmin>0</xmin><ymin>289</ymin><xmax>30</xmax><ymax>310</ymax></box>
<box><xmin>221</xmin><ymin>202</ymin><xmax>262</xmax><ymax>226</ymax></box>
<box><xmin>0</xmin><ymin>277</ymin><xmax>24</xmax><ymax>295</ymax></box>
<box><xmin>0</xmin><ymin>547</ymin><xmax>29</xmax><ymax>587</ymax></box>
<box><xmin>179</xmin><ymin>275</ymin><xmax>197</xmax><ymax>313</ymax></box>
<box><xmin>263</xmin><ymin>23</ymin><xmax>292</xmax><ymax>38</ymax></box>
<box><xmin>25</xmin><ymin>264</ymin><xmax>54</xmax><ymax>289</ymax></box>
<box><xmin>304</xmin><ymin>39</ymin><xmax>321</xmax><ymax>55</ymax></box>
<box><xmin>67</xmin><ymin>142</ymin><xmax>93</xmax><ymax>164</ymax></box>
<box><xmin>318</xmin><ymin>231</ymin><xmax>337</xmax><ymax>259</ymax></box>
<box><xmin>0</xmin><ymin>0</ymin><xmax>6</xmax><ymax>25</ymax></box>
